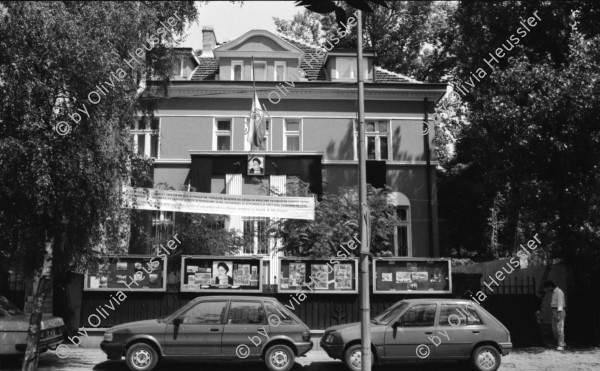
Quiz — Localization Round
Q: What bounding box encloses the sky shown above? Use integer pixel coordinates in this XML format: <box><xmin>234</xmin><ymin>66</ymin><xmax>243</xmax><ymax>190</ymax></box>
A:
<box><xmin>179</xmin><ymin>1</ymin><xmax>301</xmax><ymax>49</ymax></box>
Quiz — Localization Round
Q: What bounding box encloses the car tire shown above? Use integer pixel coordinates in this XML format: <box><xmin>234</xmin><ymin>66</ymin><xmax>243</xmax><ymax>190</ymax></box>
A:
<box><xmin>471</xmin><ymin>345</ymin><xmax>501</xmax><ymax>371</ymax></box>
<box><xmin>125</xmin><ymin>342</ymin><xmax>159</xmax><ymax>371</ymax></box>
<box><xmin>265</xmin><ymin>344</ymin><xmax>295</xmax><ymax>371</ymax></box>
<box><xmin>343</xmin><ymin>344</ymin><xmax>374</xmax><ymax>371</ymax></box>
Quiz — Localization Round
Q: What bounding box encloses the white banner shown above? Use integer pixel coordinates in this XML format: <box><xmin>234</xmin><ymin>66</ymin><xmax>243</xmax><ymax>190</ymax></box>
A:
<box><xmin>121</xmin><ymin>186</ymin><xmax>315</xmax><ymax>220</ymax></box>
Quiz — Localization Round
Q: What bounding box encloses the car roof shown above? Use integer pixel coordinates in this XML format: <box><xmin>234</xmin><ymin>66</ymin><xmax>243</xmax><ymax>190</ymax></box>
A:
<box><xmin>189</xmin><ymin>296</ymin><xmax>280</xmax><ymax>303</ymax></box>
<box><xmin>401</xmin><ymin>298</ymin><xmax>479</xmax><ymax>305</ymax></box>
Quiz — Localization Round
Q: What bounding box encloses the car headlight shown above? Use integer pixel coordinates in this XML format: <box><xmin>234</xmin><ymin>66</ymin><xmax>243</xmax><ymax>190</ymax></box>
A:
<box><xmin>325</xmin><ymin>334</ymin><xmax>336</xmax><ymax>343</ymax></box>
<box><xmin>104</xmin><ymin>332</ymin><xmax>113</xmax><ymax>342</ymax></box>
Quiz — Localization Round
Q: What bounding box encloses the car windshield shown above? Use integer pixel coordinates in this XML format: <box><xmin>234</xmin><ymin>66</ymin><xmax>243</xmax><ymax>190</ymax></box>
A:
<box><xmin>0</xmin><ymin>296</ymin><xmax>26</xmax><ymax>317</ymax></box>
<box><xmin>372</xmin><ymin>301</ymin><xmax>408</xmax><ymax>325</ymax></box>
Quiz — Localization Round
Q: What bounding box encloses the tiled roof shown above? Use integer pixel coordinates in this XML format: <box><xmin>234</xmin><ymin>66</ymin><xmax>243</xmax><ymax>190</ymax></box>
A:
<box><xmin>189</xmin><ymin>33</ymin><xmax>420</xmax><ymax>83</ymax></box>
<box><xmin>374</xmin><ymin>67</ymin><xmax>421</xmax><ymax>83</ymax></box>
<box><xmin>190</xmin><ymin>52</ymin><xmax>217</xmax><ymax>81</ymax></box>
<box><xmin>277</xmin><ymin>35</ymin><xmax>328</xmax><ymax>81</ymax></box>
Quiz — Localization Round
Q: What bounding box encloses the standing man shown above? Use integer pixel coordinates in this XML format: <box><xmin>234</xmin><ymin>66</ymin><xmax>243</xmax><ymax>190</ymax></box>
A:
<box><xmin>544</xmin><ymin>280</ymin><xmax>566</xmax><ymax>350</ymax></box>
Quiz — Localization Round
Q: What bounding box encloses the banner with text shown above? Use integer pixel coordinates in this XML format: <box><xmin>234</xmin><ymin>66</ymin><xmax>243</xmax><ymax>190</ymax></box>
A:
<box><xmin>122</xmin><ymin>186</ymin><xmax>315</xmax><ymax>220</ymax></box>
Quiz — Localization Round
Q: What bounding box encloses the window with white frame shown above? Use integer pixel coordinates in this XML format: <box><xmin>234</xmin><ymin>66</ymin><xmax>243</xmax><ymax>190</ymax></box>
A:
<box><xmin>253</xmin><ymin>61</ymin><xmax>267</xmax><ymax>81</ymax></box>
<box><xmin>284</xmin><ymin>119</ymin><xmax>301</xmax><ymax>151</ymax></box>
<box><xmin>131</xmin><ymin>117</ymin><xmax>159</xmax><ymax>158</ymax></box>
<box><xmin>334</xmin><ymin>57</ymin><xmax>371</xmax><ymax>80</ymax></box>
<box><xmin>232</xmin><ymin>61</ymin><xmax>243</xmax><ymax>81</ymax></box>
<box><xmin>250</xmin><ymin>118</ymin><xmax>270</xmax><ymax>150</ymax></box>
<box><xmin>214</xmin><ymin>119</ymin><xmax>232</xmax><ymax>150</ymax></box>
<box><xmin>354</xmin><ymin>120</ymin><xmax>389</xmax><ymax>160</ymax></box>
<box><xmin>274</xmin><ymin>61</ymin><xmax>286</xmax><ymax>81</ymax></box>
<box><xmin>242</xmin><ymin>217</ymin><xmax>270</xmax><ymax>255</ymax></box>
<box><xmin>171</xmin><ymin>57</ymin><xmax>184</xmax><ymax>79</ymax></box>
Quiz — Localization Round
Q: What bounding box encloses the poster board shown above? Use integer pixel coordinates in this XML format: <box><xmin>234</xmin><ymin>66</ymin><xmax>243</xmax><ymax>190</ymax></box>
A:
<box><xmin>181</xmin><ymin>256</ymin><xmax>263</xmax><ymax>293</ymax></box>
<box><xmin>373</xmin><ymin>258</ymin><xmax>451</xmax><ymax>294</ymax></box>
<box><xmin>278</xmin><ymin>258</ymin><xmax>358</xmax><ymax>294</ymax></box>
<box><xmin>84</xmin><ymin>255</ymin><xmax>167</xmax><ymax>292</ymax></box>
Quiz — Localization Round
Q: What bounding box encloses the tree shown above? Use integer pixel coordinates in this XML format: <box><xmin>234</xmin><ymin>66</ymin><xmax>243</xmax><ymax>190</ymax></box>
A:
<box><xmin>174</xmin><ymin>214</ymin><xmax>246</xmax><ymax>256</ymax></box>
<box><xmin>359</xmin><ymin>0</ymin><xmax>456</xmax><ymax>82</ymax></box>
<box><xmin>269</xmin><ymin>180</ymin><xmax>399</xmax><ymax>258</ymax></box>
<box><xmin>274</xmin><ymin>9</ymin><xmax>325</xmax><ymax>44</ymax></box>
<box><xmin>0</xmin><ymin>2</ymin><xmax>198</xmax><ymax>369</ymax></box>
<box><xmin>438</xmin><ymin>1</ymin><xmax>600</xmax><ymax>264</ymax></box>
<box><xmin>147</xmin><ymin>212</ymin><xmax>251</xmax><ymax>281</ymax></box>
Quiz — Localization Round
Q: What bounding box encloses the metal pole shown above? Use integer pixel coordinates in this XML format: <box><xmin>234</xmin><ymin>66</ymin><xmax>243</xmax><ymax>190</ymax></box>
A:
<box><xmin>423</xmin><ymin>98</ymin><xmax>434</xmax><ymax>257</ymax></box>
<box><xmin>356</xmin><ymin>10</ymin><xmax>371</xmax><ymax>371</ymax></box>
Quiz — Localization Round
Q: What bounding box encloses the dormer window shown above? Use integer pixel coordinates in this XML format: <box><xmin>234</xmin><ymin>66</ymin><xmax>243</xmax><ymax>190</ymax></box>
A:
<box><xmin>274</xmin><ymin>61</ymin><xmax>286</xmax><ymax>81</ymax></box>
<box><xmin>253</xmin><ymin>61</ymin><xmax>267</xmax><ymax>81</ymax></box>
<box><xmin>334</xmin><ymin>57</ymin><xmax>372</xmax><ymax>80</ymax></box>
<box><xmin>232</xmin><ymin>61</ymin><xmax>243</xmax><ymax>81</ymax></box>
<box><xmin>171</xmin><ymin>57</ymin><xmax>184</xmax><ymax>79</ymax></box>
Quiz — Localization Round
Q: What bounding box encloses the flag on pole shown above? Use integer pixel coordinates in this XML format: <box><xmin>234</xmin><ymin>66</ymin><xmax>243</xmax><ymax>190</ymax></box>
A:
<box><xmin>247</xmin><ymin>56</ymin><xmax>265</xmax><ymax>149</ymax></box>
<box><xmin>247</xmin><ymin>91</ymin><xmax>265</xmax><ymax>148</ymax></box>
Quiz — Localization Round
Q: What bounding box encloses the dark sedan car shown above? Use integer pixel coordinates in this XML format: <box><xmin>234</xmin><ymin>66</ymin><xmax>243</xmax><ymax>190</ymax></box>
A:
<box><xmin>321</xmin><ymin>299</ymin><xmax>512</xmax><ymax>371</ymax></box>
<box><xmin>101</xmin><ymin>296</ymin><xmax>312</xmax><ymax>371</ymax></box>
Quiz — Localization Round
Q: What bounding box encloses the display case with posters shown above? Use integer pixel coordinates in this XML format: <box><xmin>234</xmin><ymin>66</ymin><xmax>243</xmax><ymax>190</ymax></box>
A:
<box><xmin>278</xmin><ymin>257</ymin><xmax>358</xmax><ymax>294</ymax></box>
<box><xmin>84</xmin><ymin>255</ymin><xmax>167</xmax><ymax>292</ymax></box>
<box><xmin>373</xmin><ymin>258</ymin><xmax>451</xmax><ymax>294</ymax></box>
<box><xmin>181</xmin><ymin>256</ymin><xmax>263</xmax><ymax>293</ymax></box>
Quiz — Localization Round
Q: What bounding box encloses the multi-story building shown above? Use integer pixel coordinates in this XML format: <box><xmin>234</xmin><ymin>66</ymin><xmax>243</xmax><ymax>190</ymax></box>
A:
<box><xmin>136</xmin><ymin>26</ymin><xmax>446</xmax><ymax>284</ymax></box>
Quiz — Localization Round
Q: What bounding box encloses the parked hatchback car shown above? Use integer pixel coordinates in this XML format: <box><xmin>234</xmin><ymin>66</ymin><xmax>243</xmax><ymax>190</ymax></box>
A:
<box><xmin>0</xmin><ymin>295</ymin><xmax>66</xmax><ymax>356</ymax></box>
<box><xmin>101</xmin><ymin>296</ymin><xmax>312</xmax><ymax>371</ymax></box>
<box><xmin>321</xmin><ymin>298</ymin><xmax>512</xmax><ymax>371</ymax></box>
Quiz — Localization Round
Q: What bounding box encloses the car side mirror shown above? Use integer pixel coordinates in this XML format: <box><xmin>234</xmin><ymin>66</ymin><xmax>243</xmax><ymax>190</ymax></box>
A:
<box><xmin>173</xmin><ymin>317</ymin><xmax>183</xmax><ymax>326</ymax></box>
<box><xmin>394</xmin><ymin>319</ymin><xmax>404</xmax><ymax>328</ymax></box>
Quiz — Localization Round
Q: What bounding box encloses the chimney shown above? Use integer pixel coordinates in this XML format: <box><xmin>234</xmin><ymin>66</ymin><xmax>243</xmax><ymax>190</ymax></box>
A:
<box><xmin>202</xmin><ymin>26</ymin><xmax>217</xmax><ymax>53</ymax></box>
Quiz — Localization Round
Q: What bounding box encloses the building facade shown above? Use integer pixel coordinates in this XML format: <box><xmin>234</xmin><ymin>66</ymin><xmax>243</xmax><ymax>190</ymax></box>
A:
<box><xmin>136</xmin><ymin>26</ymin><xmax>446</xmax><ymax>284</ymax></box>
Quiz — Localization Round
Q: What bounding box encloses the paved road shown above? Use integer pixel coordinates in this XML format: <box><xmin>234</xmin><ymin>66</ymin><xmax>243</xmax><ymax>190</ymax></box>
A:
<box><xmin>1</xmin><ymin>347</ymin><xmax>599</xmax><ymax>371</ymax></box>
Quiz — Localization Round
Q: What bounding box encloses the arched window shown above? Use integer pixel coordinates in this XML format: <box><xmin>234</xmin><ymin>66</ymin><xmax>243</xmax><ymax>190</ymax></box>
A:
<box><xmin>387</xmin><ymin>192</ymin><xmax>411</xmax><ymax>257</ymax></box>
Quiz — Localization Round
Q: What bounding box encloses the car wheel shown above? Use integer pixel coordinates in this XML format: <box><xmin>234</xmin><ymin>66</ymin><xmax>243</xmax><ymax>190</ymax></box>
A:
<box><xmin>343</xmin><ymin>344</ymin><xmax>374</xmax><ymax>371</ymax></box>
<box><xmin>265</xmin><ymin>344</ymin><xmax>295</xmax><ymax>371</ymax></box>
<box><xmin>471</xmin><ymin>345</ymin><xmax>501</xmax><ymax>371</ymax></box>
<box><xmin>125</xmin><ymin>342</ymin><xmax>158</xmax><ymax>371</ymax></box>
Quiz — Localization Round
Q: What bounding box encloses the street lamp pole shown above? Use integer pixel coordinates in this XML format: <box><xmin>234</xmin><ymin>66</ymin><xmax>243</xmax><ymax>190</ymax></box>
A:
<box><xmin>356</xmin><ymin>10</ymin><xmax>371</xmax><ymax>371</ymax></box>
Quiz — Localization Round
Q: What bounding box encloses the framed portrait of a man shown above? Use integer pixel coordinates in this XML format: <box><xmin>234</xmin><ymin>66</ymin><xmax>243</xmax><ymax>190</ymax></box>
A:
<box><xmin>248</xmin><ymin>155</ymin><xmax>265</xmax><ymax>176</ymax></box>
<box><xmin>212</xmin><ymin>261</ymin><xmax>234</xmax><ymax>286</ymax></box>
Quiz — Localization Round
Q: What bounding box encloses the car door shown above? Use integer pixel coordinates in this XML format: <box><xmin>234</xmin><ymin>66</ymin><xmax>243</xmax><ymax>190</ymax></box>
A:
<box><xmin>383</xmin><ymin>303</ymin><xmax>438</xmax><ymax>360</ymax></box>
<box><xmin>435</xmin><ymin>303</ymin><xmax>486</xmax><ymax>359</ymax></box>
<box><xmin>163</xmin><ymin>299</ymin><xmax>228</xmax><ymax>357</ymax></box>
<box><xmin>221</xmin><ymin>300</ymin><xmax>267</xmax><ymax>359</ymax></box>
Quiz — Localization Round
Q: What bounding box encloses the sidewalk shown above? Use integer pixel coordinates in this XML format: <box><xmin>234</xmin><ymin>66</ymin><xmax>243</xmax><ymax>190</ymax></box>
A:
<box><xmin>1</xmin><ymin>347</ymin><xmax>599</xmax><ymax>371</ymax></box>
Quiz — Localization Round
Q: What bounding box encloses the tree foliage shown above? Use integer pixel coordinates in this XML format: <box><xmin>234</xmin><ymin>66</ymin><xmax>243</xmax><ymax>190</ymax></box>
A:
<box><xmin>270</xmin><ymin>180</ymin><xmax>399</xmax><ymax>258</ymax></box>
<box><xmin>274</xmin><ymin>9</ymin><xmax>325</xmax><ymax>44</ymax></box>
<box><xmin>360</xmin><ymin>0</ymin><xmax>456</xmax><ymax>82</ymax></box>
<box><xmin>0</xmin><ymin>0</ymin><xmax>198</xmax><ymax>275</ymax></box>
<box><xmin>440</xmin><ymin>3</ymin><xmax>600</xmax><ymax>265</ymax></box>
<box><xmin>173</xmin><ymin>213</ymin><xmax>247</xmax><ymax>256</ymax></box>
<box><xmin>0</xmin><ymin>2</ymin><xmax>199</xmax><ymax>368</ymax></box>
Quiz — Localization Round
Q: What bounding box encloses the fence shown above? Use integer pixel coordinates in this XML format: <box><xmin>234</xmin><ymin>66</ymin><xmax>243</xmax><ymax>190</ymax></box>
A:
<box><xmin>78</xmin><ymin>273</ymin><xmax>600</xmax><ymax>347</ymax></box>
<box><xmin>476</xmin><ymin>276</ymin><xmax>539</xmax><ymax>347</ymax></box>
